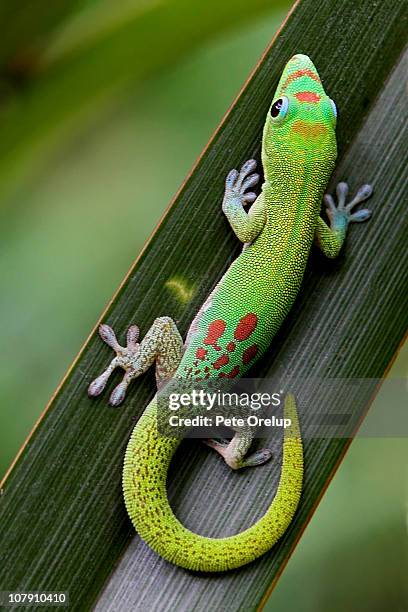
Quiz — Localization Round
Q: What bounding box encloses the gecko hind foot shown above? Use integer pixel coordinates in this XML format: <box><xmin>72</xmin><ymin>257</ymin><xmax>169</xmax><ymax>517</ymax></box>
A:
<box><xmin>237</xmin><ymin>448</ymin><xmax>273</xmax><ymax>468</ymax></box>
<box><xmin>88</xmin><ymin>324</ymin><xmax>138</xmax><ymax>403</ymax></box>
<box><xmin>88</xmin><ymin>317</ymin><xmax>183</xmax><ymax>406</ymax></box>
<box><xmin>205</xmin><ymin>434</ymin><xmax>273</xmax><ymax>470</ymax></box>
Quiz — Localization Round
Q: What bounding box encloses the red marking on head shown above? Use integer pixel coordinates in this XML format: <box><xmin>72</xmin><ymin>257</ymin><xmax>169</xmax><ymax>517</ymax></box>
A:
<box><xmin>295</xmin><ymin>91</ymin><xmax>320</xmax><ymax>103</ymax></box>
<box><xmin>234</xmin><ymin>313</ymin><xmax>258</xmax><ymax>342</ymax></box>
<box><xmin>204</xmin><ymin>366</ymin><xmax>210</xmax><ymax>372</ymax></box>
<box><xmin>281</xmin><ymin>69</ymin><xmax>320</xmax><ymax>91</ymax></box>
<box><xmin>204</xmin><ymin>319</ymin><xmax>226</xmax><ymax>351</ymax></box>
<box><xmin>218</xmin><ymin>365</ymin><xmax>240</xmax><ymax>379</ymax></box>
<box><xmin>242</xmin><ymin>344</ymin><xmax>259</xmax><ymax>365</ymax></box>
<box><xmin>213</xmin><ymin>354</ymin><xmax>229</xmax><ymax>370</ymax></box>
<box><xmin>196</xmin><ymin>347</ymin><xmax>207</xmax><ymax>361</ymax></box>
<box><xmin>226</xmin><ymin>341</ymin><xmax>236</xmax><ymax>352</ymax></box>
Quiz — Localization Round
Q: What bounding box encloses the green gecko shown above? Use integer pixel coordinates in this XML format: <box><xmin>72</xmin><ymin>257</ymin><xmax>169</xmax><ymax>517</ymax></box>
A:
<box><xmin>88</xmin><ymin>54</ymin><xmax>372</xmax><ymax>571</ymax></box>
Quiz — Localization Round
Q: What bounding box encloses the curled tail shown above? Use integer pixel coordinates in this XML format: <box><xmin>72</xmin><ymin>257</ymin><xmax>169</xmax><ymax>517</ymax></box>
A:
<box><xmin>123</xmin><ymin>394</ymin><xmax>303</xmax><ymax>571</ymax></box>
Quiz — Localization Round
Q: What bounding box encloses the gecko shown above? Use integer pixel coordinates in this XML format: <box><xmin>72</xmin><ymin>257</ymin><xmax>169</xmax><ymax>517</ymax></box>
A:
<box><xmin>88</xmin><ymin>54</ymin><xmax>372</xmax><ymax>572</ymax></box>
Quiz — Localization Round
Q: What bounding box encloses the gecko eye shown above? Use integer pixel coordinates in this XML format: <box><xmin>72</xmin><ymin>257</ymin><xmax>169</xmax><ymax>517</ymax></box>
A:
<box><xmin>329</xmin><ymin>98</ymin><xmax>337</xmax><ymax>119</ymax></box>
<box><xmin>270</xmin><ymin>96</ymin><xmax>289</xmax><ymax>120</ymax></box>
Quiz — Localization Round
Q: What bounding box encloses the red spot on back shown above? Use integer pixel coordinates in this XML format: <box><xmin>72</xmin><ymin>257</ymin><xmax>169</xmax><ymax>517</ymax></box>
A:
<box><xmin>196</xmin><ymin>347</ymin><xmax>207</xmax><ymax>360</ymax></box>
<box><xmin>229</xmin><ymin>366</ymin><xmax>240</xmax><ymax>377</ymax></box>
<box><xmin>213</xmin><ymin>354</ymin><xmax>229</xmax><ymax>370</ymax></box>
<box><xmin>234</xmin><ymin>313</ymin><xmax>258</xmax><ymax>341</ymax></box>
<box><xmin>242</xmin><ymin>344</ymin><xmax>259</xmax><ymax>364</ymax></box>
<box><xmin>295</xmin><ymin>91</ymin><xmax>320</xmax><ymax>103</ymax></box>
<box><xmin>204</xmin><ymin>319</ymin><xmax>226</xmax><ymax>351</ymax></box>
<box><xmin>226</xmin><ymin>341</ymin><xmax>236</xmax><ymax>352</ymax></box>
<box><xmin>219</xmin><ymin>365</ymin><xmax>240</xmax><ymax>378</ymax></box>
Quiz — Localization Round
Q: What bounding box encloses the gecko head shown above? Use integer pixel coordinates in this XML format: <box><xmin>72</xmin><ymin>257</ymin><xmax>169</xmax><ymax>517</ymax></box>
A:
<box><xmin>262</xmin><ymin>54</ymin><xmax>337</xmax><ymax>182</ymax></box>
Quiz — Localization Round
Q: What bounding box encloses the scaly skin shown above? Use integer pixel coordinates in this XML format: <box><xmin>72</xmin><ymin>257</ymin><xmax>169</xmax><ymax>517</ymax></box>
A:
<box><xmin>89</xmin><ymin>55</ymin><xmax>372</xmax><ymax>571</ymax></box>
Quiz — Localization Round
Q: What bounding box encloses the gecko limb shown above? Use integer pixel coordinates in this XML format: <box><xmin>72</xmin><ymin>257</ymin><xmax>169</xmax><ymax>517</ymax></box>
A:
<box><xmin>88</xmin><ymin>317</ymin><xmax>183</xmax><ymax>406</ymax></box>
<box><xmin>222</xmin><ymin>159</ymin><xmax>266</xmax><ymax>243</ymax></box>
<box><xmin>315</xmin><ymin>182</ymin><xmax>373</xmax><ymax>258</ymax></box>
<box><xmin>205</xmin><ymin>429</ymin><xmax>272</xmax><ymax>470</ymax></box>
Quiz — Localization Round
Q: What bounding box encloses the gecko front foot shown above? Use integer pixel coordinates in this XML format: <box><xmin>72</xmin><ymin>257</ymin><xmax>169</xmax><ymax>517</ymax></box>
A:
<box><xmin>324</xmin><ymin>182</ymin><xmax>373</xmax><ymax>231</ymax></box>
<box><xmin>222</xmin><ymin>159</ymin><xmax>259</xmax><ymax>213</ymax></box>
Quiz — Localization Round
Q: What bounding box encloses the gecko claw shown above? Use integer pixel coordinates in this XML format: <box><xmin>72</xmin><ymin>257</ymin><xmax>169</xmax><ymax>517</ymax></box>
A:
<box><xmin>109</xmin><ymin>381</ymin><xmax>128</xmax><ymax>406</ymax></box>
<box><xmin>335</xmin><ymin>181</ymin><xmax>349</xmax><ymax>206</ymax></box>
<box><xmin>99</xmin><ymin>324</ymin><xmax>121</xmax><ymax>350</ymax></box>
<box><xmin>241</xmin><ymin>173</ymin><xmax>260</xmax><ymax>192</ymax></box>
<box><xmin>242</xmin><ymin>192</ymin><xmax>257</xmax><ymax>205</ymax></box>
<box><xmin>88</xmin><ymin>356</ymin><xmax>120</xmax><ymax>397</ymax></box>
<box><xmin>349</xmin><ymin>209</ymin><xmax>371</xmax><ymax>222</ymax></box>
<box><xmin>88</xmin><ymin>374</ymin><xmax>108</xmax><ymax>397</ymax></box>
<box><xmin>225</xmin><ymin>169</ymin><xmax>239</xmax><ymax>188</ymax></box>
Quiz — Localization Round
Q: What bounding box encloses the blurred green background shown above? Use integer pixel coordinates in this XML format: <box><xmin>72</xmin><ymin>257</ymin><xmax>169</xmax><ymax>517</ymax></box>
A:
<box><xmin>0</xmin><ymin>1</ymin><xmax>406</xmax><ymax>610</ymax></box>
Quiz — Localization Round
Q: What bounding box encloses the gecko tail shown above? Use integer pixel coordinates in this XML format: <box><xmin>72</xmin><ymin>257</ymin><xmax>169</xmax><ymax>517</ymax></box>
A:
<box><xmin>123</xmin><ymin>394</ymin><xmax>303</xmax><ymax>572</ymax></box>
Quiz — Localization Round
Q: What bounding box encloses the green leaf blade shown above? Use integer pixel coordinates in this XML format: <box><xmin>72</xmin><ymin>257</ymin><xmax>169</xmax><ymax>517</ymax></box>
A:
<box><xmin>0</xmin><ymin>0</ymin><xmax>407</xmax><ymax>610</ymax></box>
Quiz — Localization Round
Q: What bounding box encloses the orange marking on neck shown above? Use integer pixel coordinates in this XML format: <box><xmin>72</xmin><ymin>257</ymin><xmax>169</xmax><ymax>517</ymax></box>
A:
<box><xmin>295</xmin><ymin>91</ymin><xmax>320</xmax><ymax>103</ymax></box>
<box><xmin>281</xmin><ymin>69</ymin><xmax>320</xmax><ymax>91</ymax></box>
<box><xmin>292</xmin><ymin>120</ymin><xmax>327</xmax><ymax>138</ymax></box>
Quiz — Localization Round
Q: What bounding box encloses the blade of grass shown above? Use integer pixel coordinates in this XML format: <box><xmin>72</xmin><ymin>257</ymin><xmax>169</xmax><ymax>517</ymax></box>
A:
<box><xmin>0</xmin><ymin>0</ymin><xmax>407</xmax><ymax>610</ymax></box>
<box><xmin>95</xmin><ymin>42</ymin><xmax>408</xmax><ymax>611</ymax></box>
